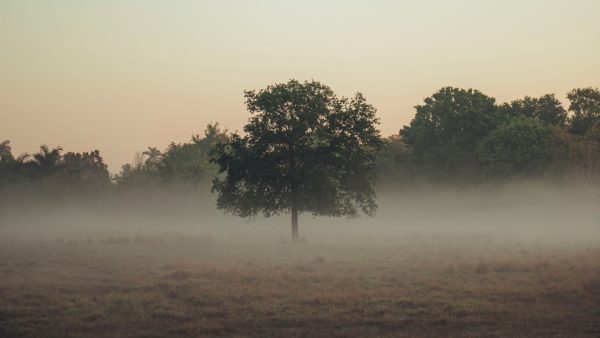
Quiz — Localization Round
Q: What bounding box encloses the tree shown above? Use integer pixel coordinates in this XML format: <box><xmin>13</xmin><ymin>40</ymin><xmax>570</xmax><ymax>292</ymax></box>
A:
<box><xmin>160</xmin><ymin>123</ymin><xmax>228</xmax><ymax>188</ymax></box>
<box><xmin>32</xmin><ymin>145</ymin><xmax>63</xmax><ymax>179</ymax></box>
<box><xmin>211</xmin><ymin>80</ymin><xmax>383</xmax><ymax>240</ymax></box>
<box><xmin>400</xmin><ymin>87</ymin><xmax>498</xmax><ymax>179</ymax></box>
<box><xmin>565</xmin><ymin>122</ymin><xmax>600</xmax><ymax>181</ymax></box>
<box><xmin>0</xmin><ymin>140</ymin><xmax>12</xmax><ymax>160</ymax></box>
<box><xmin>499</xmin><ymin>94</ymin><xmax>567</xmax><ymax>126</ymax></box>
<box><xmin>115</xmin><ymin>152</ymin><xmax>161</xmax><ymax>188</ymax></box>
<box><xmin>60</xmin><ymin>150</ymin><xmax>111</xmax><ymax>188</ymax></box>
<box><xmin>142</xmin><ymin>147</ymin><xmax>162</xmax><ymax>168</ymax></box>
<box><xmin>567</xmin><ymin>87</ymin><xmax>600</xmax><ymax>135</ymax></box>
<box><xmin>0</xmin><ymin>152</ymin><xmax>33</xmax><ymax>188</ymax></box>
<box><xmin>375</xmin><ymin>134</ymin><xmax>417</xmax><ymax>186</ymax></box>
<box><xmin>476</xmin><ymin>117</ymin><xmax>553</xmax><ymax>178</ymax></box>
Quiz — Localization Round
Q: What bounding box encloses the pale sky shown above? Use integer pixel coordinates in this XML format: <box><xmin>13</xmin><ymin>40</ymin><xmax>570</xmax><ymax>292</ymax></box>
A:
<box><xmin>1</xmin><ymin>0</ymin><xmax>599</xmax><ymax>172</ymax></box>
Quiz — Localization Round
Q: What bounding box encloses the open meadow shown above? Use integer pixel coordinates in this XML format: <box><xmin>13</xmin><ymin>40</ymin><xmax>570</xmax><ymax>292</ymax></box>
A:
<box><xmin>1</xmin><ymin>184</ymin><xmax>599</xmax><ymax>337</ymax></box>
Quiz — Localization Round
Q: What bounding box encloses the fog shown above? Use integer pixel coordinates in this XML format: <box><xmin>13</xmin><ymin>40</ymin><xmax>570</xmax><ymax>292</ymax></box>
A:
<box><xmin>2</xmin><ymin>181</ymin><xmax>598</xmax><ymax>250</ymax></box>
<box><xmin>2</xmin><ymin>181</ymin><xmax>599</xmax><ymax>336</ymax></box>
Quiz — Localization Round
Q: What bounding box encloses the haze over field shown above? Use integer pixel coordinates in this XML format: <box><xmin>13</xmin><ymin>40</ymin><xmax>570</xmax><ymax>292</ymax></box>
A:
<box><xmin>2</xmin><ymin>0</ymin><xmax>600</xmax><ymax>171</ymax></box>
<box><xmin>1</xmin><ymin>1</ymin><xmax>600</xmax><ymax>337</ymax></box>
<box><xmin>1</xmin><ymin>182</ymin><xmax>599</xmax><ymax>244</ymax></box>
<box><xmin>1</xmin><ymin>183</ymin><xmax>600</xmax><ymax>337</ymax></box>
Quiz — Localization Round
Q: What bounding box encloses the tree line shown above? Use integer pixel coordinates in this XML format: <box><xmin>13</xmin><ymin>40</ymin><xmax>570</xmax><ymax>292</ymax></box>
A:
<box><xmin>378</xmin><ymin>86</ymin><xmax>600</xmax><ymax>184</ymax></box>
<box><xmin>1</xmin><ymin>84</ymin><xmax>599</xmax><ymax>196</ymax></box>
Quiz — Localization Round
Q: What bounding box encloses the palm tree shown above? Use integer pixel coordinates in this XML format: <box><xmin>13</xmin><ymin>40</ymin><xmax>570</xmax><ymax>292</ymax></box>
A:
<box><xmin>16</xmin><ymin>153</ymin><xmax>30</xmax><ymax>163</ymax></box>
<box><xmin>0</xmin><ymin>140</ymin><xmax>12</xmax><ymax>160</ymax></box>
<box><xmin>142</xmin><ymin>147</ymin><xmax>162</xmax><ymax>167</ymax></box>
<box><xmin>33</xmin><ymin>144</ymin><xmax>63</xmax><ymax>177</ymax></box>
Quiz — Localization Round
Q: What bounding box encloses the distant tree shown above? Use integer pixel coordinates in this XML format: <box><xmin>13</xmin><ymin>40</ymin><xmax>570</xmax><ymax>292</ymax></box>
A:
<box><xmin>115</xmin><ymin>154</ymin><xmax>160</xmax><ymax>188</ymax></box>
<box><xmin>549</xmin><ymin>126</ymin><xmax>574</xmax><ymax>175</ymax></box>
<box><xmin>476</xmin><ymin>117</ymin><xmax>553</xmax><ymax>178</ymax></box>
<box><xmin>60</xmin><ymin>150</ymin><xmax>111</xmax><ymax>188</ymax></box>
<box><xmin>566</xmin><ymin>122</ymin><xmax>600</xmax><ymax>180</ymax></box>
<box><xmin>211</xmin><ymin>80</ymin><xmax>383</xmax><ymax>240</ymax></box>
<box><xmin>0</xmin><ymin>141</ymin><xmax>14</xmax><ymax>188</ymax></box>
<box><xmin>499</xmin><ymin>94</ymin><xmax>567</xmax><ymax>126</ymax></box>
<box><xmin>375</xmin><ymin>134</ymin><xmax>417</xmax><ymax>186</ymax></box>
<box><xmin>115</xmin><ymin>123</ymin><xmax>228</xmax><ymax>190</ymax></box>
<box><xmin>160</xmin><ymin>123</ymin><xmax>228</xmax><ymax>188</ymax></box>
<box><xmin>567</xmin><ymin>87</ymin><xmax>600</xmax><ymax>135</ymax></box>
<box><xmin>142</xmin><ymin>147</ymin><xmax>162</xmax><ymax>168</ymax></box>
<box><xmin>32</xmin><ymin>145</ymin><xmax>63</xmax><ymax>179</ymax></box>
<box><xmin>400</xmin><ymin>87</ymin><xmax>498</xmax><ymax>179</ymax></box>
<box><xmin>0</xmin><ymin>140</ymin><xmax>12</xmax><ymax>160</ymax></box>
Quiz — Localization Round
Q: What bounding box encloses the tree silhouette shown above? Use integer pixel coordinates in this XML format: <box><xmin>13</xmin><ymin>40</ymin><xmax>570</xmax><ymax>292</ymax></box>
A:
<box><xmin>211</xmin><ymin>80</ymin><xmax>382</xmax><ymax>240</ymax></box>
<box><xmin>400</xmin><ymin>87</ymin><xmax>498</xmax><ymax>179</ymax></box>
<box><xmin>499</xmin><ymin>94</ymin><xmax>567</xmax><ymax>126</ymax></box>
<box><xmin>0</xmin><ymin>140</ymin><xmax>12</xmax><ymax>160</ymax></box>
<box><xmin>568</xmin><ymin>87</ymin><xmax>600</xmax><ymax>135</ymax></box>
<box><xmin>476</xmin><ymin>117</ymin><xmax>553</xmax><ymax>178</ymax></box>
<box><xmin>142</xmin><ymin>147</ymin><xmax>162</xmax><ymax>167</ymax></box>
<box><xmin>160</xmin><ymin>123</ymin><xmax>228</xmax><ymax>187</ymax></box>
<box><xmin>32</xmin><ymin>145</ymin><xmax>63</xmax><ymax>178</ymax></box>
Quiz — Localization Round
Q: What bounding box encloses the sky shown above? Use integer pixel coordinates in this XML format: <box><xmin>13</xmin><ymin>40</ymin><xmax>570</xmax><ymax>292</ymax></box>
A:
<box><xmin>1</xmin><ymin>0</ymin><xmax>599</xmax><ymax>172</ymax></box>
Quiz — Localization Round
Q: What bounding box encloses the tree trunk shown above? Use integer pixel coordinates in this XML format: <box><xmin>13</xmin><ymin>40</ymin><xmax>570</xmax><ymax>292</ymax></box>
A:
<box><xmin>291</xmin><ymin>202</ymin><xmax>299</xmax><ymax>241</ymax></box>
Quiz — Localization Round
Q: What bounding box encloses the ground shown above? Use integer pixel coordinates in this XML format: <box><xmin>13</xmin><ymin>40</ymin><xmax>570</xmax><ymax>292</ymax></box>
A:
<box><xmin>0</xmin><ymin>231</ymin><xmax>599</xmax><ymax>337</ymax></box>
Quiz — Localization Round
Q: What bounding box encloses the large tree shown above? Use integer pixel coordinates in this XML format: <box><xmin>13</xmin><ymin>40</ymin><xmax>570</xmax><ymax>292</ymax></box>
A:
<box><xmin>211</xmin><ymin>80</ymin><xmax>382</xmax><ymax>240</ymax></box>
<box><xmin>400</xmin><ymin>87</ymin><xmax>498</xmax><ymax>179</ymax></box>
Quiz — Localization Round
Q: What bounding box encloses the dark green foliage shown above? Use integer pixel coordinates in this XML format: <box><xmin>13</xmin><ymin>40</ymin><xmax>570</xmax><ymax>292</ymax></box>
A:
<box><xmin>499</xmin><ymin>94</ymin><xmax>567</xmax><ymax>126</ymax></box>
<box><xmin>32</xmin><ymin>145</ymin><xmax>63</xmax><ymax>179</ymax></box>
<box><xmin>142</xmin><ymin>147</ymin><xmax>162</xmax><ymax>169</ymax></box>
<box><xmin>59</xmin><ymin>150</ymin><xmax>111</xmax><ymax>188</ymax></box>
<box><xmin>0</xmin><ymin>141</ymin><xmax>110</xmax><ymax>192</ymax></box>
<box><xmin>3</xmin><ymin>85</ymin><xmax>600</xmax><ymax>198</ymax></box>
<box><xmin>0</xmin><ymin>140</ymin><xmax>11</xmax><ymax>160</ymax></box>
<box><xmin>476</xmin><ymin>117</ymin><xmax>553</xmax><ymax>178</ymax></box>
<box><xmin>400</xmin><ymin>87</ymin><xmax>498</xmax><ymax>179</ymax></box>
<box><xmin>567</xmin><ymin>87</ymin><xmax>600</xmax><ymax>135</ymax></box>
<box><xmin>211</xmin><ymin>80</ymin><xmax>383</xmax><ymax>225</ymax></box>
<box><xmin>115</xmin><ymin>123</ymin><xmax>228</xmax><ymax>190</ymax></box>
<box><xmin>375</xmin><ymin>135</ymin><xmax>416</xmax><ymax>186</ymax></box>
<box><xmin>160</xmin><ymin>124</ymin><xmax>228</xmax><ymax>187</ymax></box>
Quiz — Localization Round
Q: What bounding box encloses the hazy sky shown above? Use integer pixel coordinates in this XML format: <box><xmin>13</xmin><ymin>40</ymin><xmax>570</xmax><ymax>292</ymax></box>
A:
<box><xmin>1</xmin><ymin>0</ymin><xmax>599</xmax><ymax>172</ymax></box>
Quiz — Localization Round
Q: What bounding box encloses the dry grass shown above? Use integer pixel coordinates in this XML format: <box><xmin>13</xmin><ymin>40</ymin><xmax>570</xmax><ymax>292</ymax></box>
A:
<box><xmin>0</xmin><ymin>234</ymin><xmax>599</xmax><ymax>337</ymax></box>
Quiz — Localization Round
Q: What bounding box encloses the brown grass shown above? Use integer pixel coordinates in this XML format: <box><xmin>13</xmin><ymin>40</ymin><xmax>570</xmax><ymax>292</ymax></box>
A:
<box><xmin>0</xmin><ymin>235</ymin><xmax>599</xmax><ymax>337</ymax></box>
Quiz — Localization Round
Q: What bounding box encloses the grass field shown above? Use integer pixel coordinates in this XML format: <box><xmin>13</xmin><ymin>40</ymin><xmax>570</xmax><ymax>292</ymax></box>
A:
<box><xmin>1</xmin><ymin>229</ymin><xmax>599</xmax><ymax>337</ymax></box>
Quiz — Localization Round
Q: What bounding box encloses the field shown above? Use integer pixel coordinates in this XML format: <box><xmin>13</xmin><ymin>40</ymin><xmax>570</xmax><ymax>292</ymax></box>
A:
<box><xmin>1</xmin><ymin>229</ymin><xmax>599</xmax><ymax>337</ymax></box>
<box><xmin>1</xmin><ymin>185</ymin><xmax>599</xmax><ymax>337</ymax></box>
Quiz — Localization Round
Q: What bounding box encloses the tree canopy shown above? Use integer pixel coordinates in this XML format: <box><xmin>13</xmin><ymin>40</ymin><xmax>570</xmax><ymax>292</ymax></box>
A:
<box><xmin>567</xmin><ymin>87</ymin><xmax>600</xmax><ymax>135</ymax></box>
<box><xmin>499</xmin><ymin>94</ymin><xmax>567</xmax><ymax>126</ymax></box>
<box><xmin>211</xmin><ymin>80</ymin><xmax>383</xmax><ymax>240</ymax></box>
<box><xmin>3</xmin><ymin>85</ymin><xmax>600</xmax><ymax>209</ymax></box>
<box><xmin>476</xmin><ymin>117</ymin><xmax>553</xmax><ymax>178</ymax></box>
<box><xmin>400</xmin><ymin>87</ymin><xmax>498</xmax><ymax>179</ymax></box>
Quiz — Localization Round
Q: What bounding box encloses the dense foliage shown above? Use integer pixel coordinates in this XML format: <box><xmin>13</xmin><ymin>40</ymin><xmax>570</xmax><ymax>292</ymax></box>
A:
<box><xmin>0</xmin><ymin>143</ymin><xmax>111</xmax><ymax>192</ymax></box>
<box><xmin>211</xmin><ymin>80</ymin><xmax>383</xmax><ymax>239</ymax></box>
<box><xmin>2</xmin><ymin>84</ymin><xmax>599</xmax><ymax>199</ymax></box>
<box><xmin>115</xmin><ymin>123</ymin><xmax>228</xmax><ymax>190</ymax></box>
<box><xmin>400</xmin><ymin>87</ymin><xmax>499</xmax><ymax>179</ymax></box>
<box><xmin>381</xmin><ymin>86</ymin><xmax>600</xmax><ymax>184</ymax></box>
<box><xmin>476</xmin><ymin>117</ymin><xmax>553</xmax><ymax>178</ymax></box>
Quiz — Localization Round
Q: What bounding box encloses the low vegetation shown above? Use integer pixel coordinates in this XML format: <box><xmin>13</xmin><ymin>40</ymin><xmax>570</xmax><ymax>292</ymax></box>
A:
<box><xmin>0</xmin><ymin>232</ymin><xmax>598</xmax><ymax>337</ymax></box>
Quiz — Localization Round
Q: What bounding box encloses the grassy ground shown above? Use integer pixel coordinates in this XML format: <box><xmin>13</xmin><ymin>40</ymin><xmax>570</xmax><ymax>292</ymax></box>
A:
<box><xmin>0</xmin><ymin>232</ymin><xmax>599</xmax><ymax>338</ymax></box>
